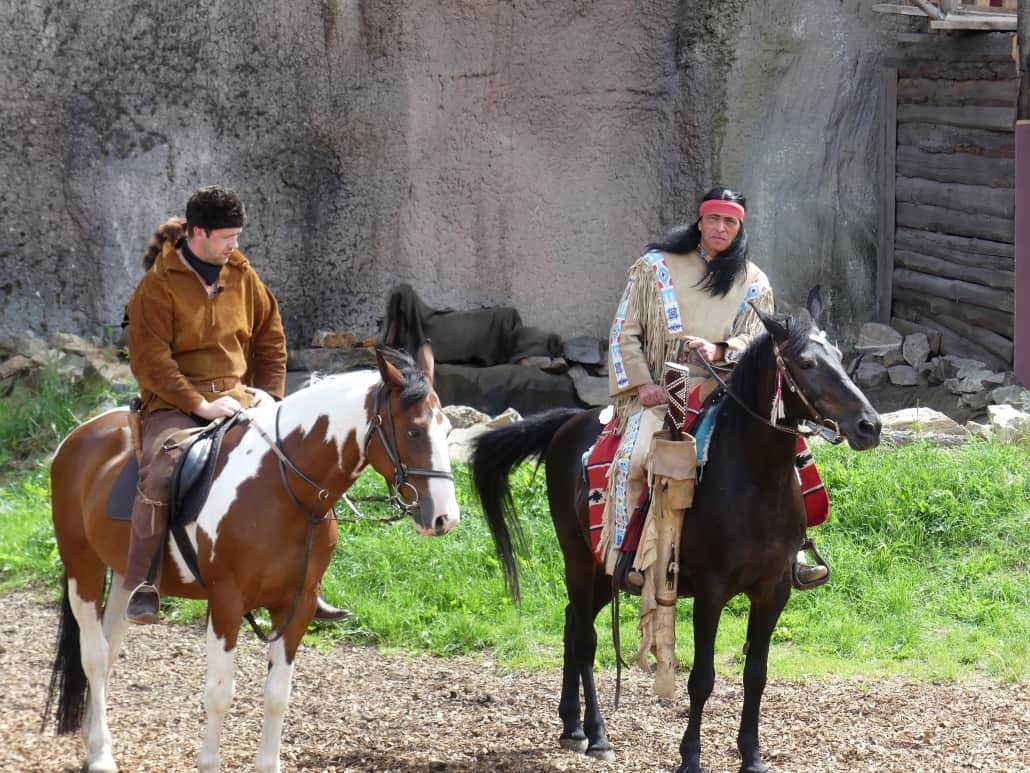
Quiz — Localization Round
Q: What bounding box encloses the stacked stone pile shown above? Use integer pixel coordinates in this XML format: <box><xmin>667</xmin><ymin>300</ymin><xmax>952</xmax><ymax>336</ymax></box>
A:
<box><xmin>851</xmin><ymin>323</ymin><xmax>1025</xmax><ymax>414</ymax></box>
<box><xmin>0</xmin><ymin>331</ymin><xmax>135</xmax><ymax>398</ymax></box>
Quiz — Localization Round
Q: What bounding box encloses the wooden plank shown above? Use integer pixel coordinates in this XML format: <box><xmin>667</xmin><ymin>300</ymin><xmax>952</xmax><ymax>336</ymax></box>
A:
<box><xmin>939</xmin><ymin>0</ymin><xmax>960</xmax><ymax>12</ymax></box>
<box><xmin>895</xmin><ymin>226</ymin><xmax>1014</xmax><ymax>265</ymax></box>
<box><xmin>930</xmin><ymin>310</ymin><xmax>1013</xmax><ymax>363</ymax></box>
<box><xmin>895</xmin><ymin>176</ymin><xmax>1013</xmax><ymax>218</ymax></box>
<box><xmin>894</xmin><ymin>305</ymin><xmax>1012</xmax><ymax>367</ymax></box>
<box><xmin>891</xmin><ymin>29</ymin><xmax>1015</xmax><ymax>63</ymax></box>
<box><xmin>895</xmin><ymin>201</ymin><xmax>1014</xmax><ymax>242</ymax></box>
<box><xmin>893</xmin><ymin>284</ymin><xmax>1013</xmax><ymax>336</ymax></box>
<box><xmin>897</xmin><ymin>105</ymin><xmax>1015</xmax><ymax>131</ymax></box>
<box><xmin>897</xmin><ymin>78</ymin><xmax>1019</xmax><ymax>107</ymax></box>
<box><xmin>897</xmin><ymin>145</ymin><xmax>1014</xmax><ymax>187</ymax></box>
<box><xmin>1016</xmin><ymin>121</ymin><xmax>1030</xmax><ymax>388</ymax></box>
<box><xmin>894</xmin><ymin>267</ymin><xmax>1013</xmax><ymax>310</ymax></box>
<box><xmin>931</xmin><ymin>16</ymin><xmax>1016</xmax><ymax>32</ymax></box>
<box><xmin>879</xmin><ymin>67</ymin><xmax>898</xmax><ymax>325</ymax></box>
<box><xmin>894</xmin><ymin>249</ymin><xmax>1013</xmax><ymax>290</ymax></box>
<box><xmin>893</xmin><ymin>61</ymin><xmax>1016</xmax><ymax>80</ymax></box>
<box><xmin>872</xmin><ymin>3</ymin><xmax>930</xmax><ymax>17</ymax></box>
<box><xmin>897</xmin><ymin>123</ymin><xmax>1014</xmax><ymax>158</ymax></box>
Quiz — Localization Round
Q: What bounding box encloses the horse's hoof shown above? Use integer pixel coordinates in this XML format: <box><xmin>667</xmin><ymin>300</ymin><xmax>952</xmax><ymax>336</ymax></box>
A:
<box><xmin>559</xmin><ymin>736</ymin><xmax>589</xmax><ymax>753</ymax></box>
<box><xmin>586</xmin><ymin>746</ymin><xmax>616</xmax><ymax>763</ymax></box>
<box><xmin>86</xmin><ymin>754</ymin><xmax>117</xmax><ymax>773</ymax></box>
<box><xmin>739</xmin><ymin>762</ymin><xmax>769</xmax><ymax>773</ymax></box>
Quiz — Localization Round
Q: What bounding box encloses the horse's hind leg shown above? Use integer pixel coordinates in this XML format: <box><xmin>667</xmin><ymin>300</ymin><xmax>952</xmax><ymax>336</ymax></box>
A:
<box><xmin>101</xmin><ymin>574</ymin><xmax>130</xmax><ymax>678</ymax></box>
<box><xmin>579</xmin><ymin>569</ymin><xmax>614</xmax><ymax>761</ymax></box>
<box><xmin>66</xmin><ymin>573</ymin><xmax>119</xmax><ymax>772</ymax></box>
<box><xmin>736</xmin><ymin>590</ymin><xmax>789</xmax><ymax>773</ymax></box>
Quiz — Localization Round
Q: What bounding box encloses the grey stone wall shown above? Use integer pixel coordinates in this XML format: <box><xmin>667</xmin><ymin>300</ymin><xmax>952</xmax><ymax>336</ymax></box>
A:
<box><xmin>0</xmin><ymin>1</ymin><xmax>912</xmax><ymax>346</ymax></box>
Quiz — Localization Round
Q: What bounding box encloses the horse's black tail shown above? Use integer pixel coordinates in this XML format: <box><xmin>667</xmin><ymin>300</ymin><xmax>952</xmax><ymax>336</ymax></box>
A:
<box><xmin>43</xmin><ymin>574</ymin><xmax>88</xmax><ymax>734</ymax></box>
<box><xmin>471</xmin><ymin>407</ymin><xmax>583</xmax><ymax>604</ymax></box>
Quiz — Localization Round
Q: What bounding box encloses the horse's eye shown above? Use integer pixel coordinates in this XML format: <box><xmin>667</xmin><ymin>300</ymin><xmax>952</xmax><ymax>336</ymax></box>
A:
<box><xmin>406</xmin><ymin>428</ymin><xmax>423</xmax><ymax>440</ymax></box>
<box><xmin>798</xmin><ymin>357</ymin><xmax>816</xmax><ymax>370</ymax></box>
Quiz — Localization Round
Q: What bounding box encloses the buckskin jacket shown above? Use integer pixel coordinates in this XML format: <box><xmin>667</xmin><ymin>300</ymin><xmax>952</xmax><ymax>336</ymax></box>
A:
<box><xmin>127</xmin><ymin>240</ymin><xmax>287</xmax><ymax>417</ymax></box>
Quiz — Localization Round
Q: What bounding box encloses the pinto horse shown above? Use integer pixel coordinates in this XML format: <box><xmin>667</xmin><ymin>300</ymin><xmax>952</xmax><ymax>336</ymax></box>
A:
<box><xmin>472</xmin><ymin>303</ymin><xmax>881</xmax><ymax>773</ymax></box>
<box><xmin>45</xmin><ymin>344</ymin><xmax>459</xmax><ymax>773</ymax></box>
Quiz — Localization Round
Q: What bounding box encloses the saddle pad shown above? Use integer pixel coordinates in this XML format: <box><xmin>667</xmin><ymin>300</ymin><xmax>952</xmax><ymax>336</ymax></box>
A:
<box><xmin>796</xmin><ymin>436</ymin><xmax>830</xmax><ymax>527</ymax></box>
<box><xmin>106</xmin><ymin>457</ymin><xmax>138</xmax><ymax>521</ymax></box>
<box><xmin>584</xmin><ymin>418</ymin><xmax>621</xmax><ymax>557</ymax></box>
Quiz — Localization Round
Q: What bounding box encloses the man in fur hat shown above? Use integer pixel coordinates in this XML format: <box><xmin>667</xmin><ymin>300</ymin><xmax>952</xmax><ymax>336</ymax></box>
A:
<box><xmin>123</xmin><ymin>185</ymin><xmax>349</xmax><ymax>624</ymax></box>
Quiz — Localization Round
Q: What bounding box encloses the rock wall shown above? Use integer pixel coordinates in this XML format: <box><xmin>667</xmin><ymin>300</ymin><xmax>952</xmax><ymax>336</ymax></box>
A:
<box><xmin>0</xmin><ymin>1</ymin><xmax>913</xmax><ymax>346</ymax></box>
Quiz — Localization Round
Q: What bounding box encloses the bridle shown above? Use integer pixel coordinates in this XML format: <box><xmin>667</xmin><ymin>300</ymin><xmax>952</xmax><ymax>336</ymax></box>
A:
<box><xmin>361</xmin><ymin>382</ymin><xmax>454</xmax><ymax>519</ymax></box>
<box><xmin>691</xmin><ymin>340</ymin><xmax>843</xmax><ymax>445</ymax></box>
<box><xmin>240</xmin><ymin>377</ymin><xmax>454</xmax><ymax>642</ymax></box>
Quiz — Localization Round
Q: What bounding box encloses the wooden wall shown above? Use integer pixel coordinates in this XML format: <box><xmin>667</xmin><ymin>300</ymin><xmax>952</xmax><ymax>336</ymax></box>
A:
<box><xmin>880</xmin><ymin>32</ymin><xmax>1017</xmax><ymax>371</ymax></box>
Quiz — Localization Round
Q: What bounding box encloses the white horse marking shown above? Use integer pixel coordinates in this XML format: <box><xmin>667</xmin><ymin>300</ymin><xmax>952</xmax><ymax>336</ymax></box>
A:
<box><xmin>256</xmin><ymin>639</ymin><xmax>294</xmax><ymax>773</ymax></box>
<box><xmin>197</xmin><ymin>620</ymin><xmax>236</xmax><ymax>773</ymax></box>
<box><xmin>68</xmin><ymin>578</ymin><xmax>117</xmax><ymax>772</ymax></box>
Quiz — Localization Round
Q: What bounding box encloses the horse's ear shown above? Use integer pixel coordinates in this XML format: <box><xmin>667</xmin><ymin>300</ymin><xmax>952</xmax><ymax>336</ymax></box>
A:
<box><xmin>806</xmin><ymin>285</ymin><xmax>823</xmax><ymax>323</ymax></box>
<box><xmin>416</xmin><ymin>339</ymin><xmax>435</xmax><ymax>385</ymax></box>
<box><xmin>749</xmin><ymin>300</ymin><xmax>789</xmax><ymax>341</ymax></box>
<box><xmin>375</xmin><ymin>345</ymin><xmax>405</xmax><ymax>390</ymax></box>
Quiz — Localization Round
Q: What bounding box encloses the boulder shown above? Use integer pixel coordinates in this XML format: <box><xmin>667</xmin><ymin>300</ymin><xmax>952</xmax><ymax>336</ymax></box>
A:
<box><xmin>987</xmin><ymin>404</ymin><xmax>1030</xmax><ymax>444</ymax></box>
<box><xmin>855</xmin><ymin>323</ymin><xmax>903</xmax><ymax>357</ymax></box>
<box><xmin>443</xmin><ymin>405</ymin><xmax>491</xmax><ymax>429</ymax></box>
<box><xmin>562</xmin><ymin>336</ymin><xmax>606</xmax><ymax>366</ymax></box>
<box><xmin>902</xmin><ymin>333</ymin><xmax>931</xmax><ymax>367</ymax></box>
<box><xmin>311</xmin><ymin>330</ymin><xmax>357</xmax><ymax>348</ymax></box>
<box><xmin>990</xmin><ymin>385</ymin><xmax>1028</xmax><ymax>408</ymax></box>
<box><xmin>568</xmin><ymin>364</ymin><xmax>610</xmax><ymax>407</ymax></box>
<box><xmin>887</xmin><ymin>364</ymin><xmax>919</xmax><ymax>387</ymax></box>
<box><xmin>880</xmin><ymin>406</ymin><xmax>968</xmax><ymax>447</ymax></box>
<box><xmin>287</xmin><ymin>346</ymin><xmax>376</xmax><ymax>373</ymax></box>
<box><xmin>855</xmin><ymin>360</ymin><xmax>888</xmax><ymax>389</ymax></box>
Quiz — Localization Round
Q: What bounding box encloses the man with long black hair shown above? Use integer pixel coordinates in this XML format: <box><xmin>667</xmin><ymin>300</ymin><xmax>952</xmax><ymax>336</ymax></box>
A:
<box><xmin>598</xmin><ymin>187</ymin><xmax>826</xmax><ymax>587</ymax></box>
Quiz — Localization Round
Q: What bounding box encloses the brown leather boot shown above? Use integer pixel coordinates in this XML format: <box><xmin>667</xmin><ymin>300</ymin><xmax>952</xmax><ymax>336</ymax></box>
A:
<box><xmin>124</xmin><ymin>470</ymin><xmax>172</xmax><ymax>624</ymax></box>
<box><xmin>313</xmin><ymin>597</ymin><xmax>351</xmax><ymax>621</ymax></box>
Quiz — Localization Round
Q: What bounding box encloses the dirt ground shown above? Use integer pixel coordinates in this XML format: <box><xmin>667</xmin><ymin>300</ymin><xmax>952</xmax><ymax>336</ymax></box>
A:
<box><xmin>2</xmin><ymin>589</ymin><xmax>1027</xmax><ymax>773</ymax></box>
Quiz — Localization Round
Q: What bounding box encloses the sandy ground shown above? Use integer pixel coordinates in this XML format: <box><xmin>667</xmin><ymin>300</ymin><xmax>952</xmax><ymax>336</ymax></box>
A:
<box><xmin>2</xmin><ymin>588</ymin><xmax>1027</xmax><ymax>773</ymax></box>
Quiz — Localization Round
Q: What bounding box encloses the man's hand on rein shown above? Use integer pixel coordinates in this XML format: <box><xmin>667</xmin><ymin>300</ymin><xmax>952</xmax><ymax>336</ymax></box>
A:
<box><xmin>637</xmin><ymin>382</ymin><xmax>668</xmax><ymax>408</ymax></box>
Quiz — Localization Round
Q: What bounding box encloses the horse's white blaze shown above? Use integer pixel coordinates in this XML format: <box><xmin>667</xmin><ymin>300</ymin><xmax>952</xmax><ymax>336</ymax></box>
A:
<box><xmin>256</xmin><ymin>639</ymin><xmax>294</xmax><ymax>773</ymax></box>
<box><xmin>809</xmin><ymin>329</ymin><xmax>842</xmax><ymax>360</ymax></box>
<box><xmin>426</xmin><ymin>408</ymin><xmax>460</xmax><ymax>532</ymax></box>
<box><xmin>198</xmin><ymin>620</ymin><xmax>236</xmax><ymax>773</ymax></box>
<box><xmin>67</xmin><ymin>577</ymin><xmax>116</xmax><ymax>772</ymax></box>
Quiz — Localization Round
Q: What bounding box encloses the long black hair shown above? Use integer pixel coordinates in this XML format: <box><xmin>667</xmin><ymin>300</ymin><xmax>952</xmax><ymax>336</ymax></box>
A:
<box><xmin>646</xmin><ymin>187</ymin><xmax>750</xmax><ymax>297</ymax></box>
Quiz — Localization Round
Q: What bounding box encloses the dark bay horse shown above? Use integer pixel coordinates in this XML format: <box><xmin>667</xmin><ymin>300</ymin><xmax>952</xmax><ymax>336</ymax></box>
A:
<box><xmin>45</xmin><ymin>344</ymin><xmax>459</xmax><ymax>773</ymax></box>
<box><xmin>471</xmin><ymin>304</ymin><xmax>881</xmax><ymax>773</ymax></box>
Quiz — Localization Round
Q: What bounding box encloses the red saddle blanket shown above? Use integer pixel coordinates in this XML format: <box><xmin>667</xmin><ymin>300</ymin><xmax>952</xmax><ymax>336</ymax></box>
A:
<box><xmin>585</xmin><ymin>387</ymin><xmax>829</xmax><ymax>560</ymax></box>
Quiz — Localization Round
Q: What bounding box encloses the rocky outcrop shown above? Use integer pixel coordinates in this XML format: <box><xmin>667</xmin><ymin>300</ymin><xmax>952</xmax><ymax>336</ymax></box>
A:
<box><xmin>0</xmin><ymin>1</ymin><xmax>916</xmax><ymax>350</ymax></box>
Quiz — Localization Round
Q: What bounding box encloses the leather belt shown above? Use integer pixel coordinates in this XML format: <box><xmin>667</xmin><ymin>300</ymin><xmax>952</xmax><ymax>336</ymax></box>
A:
<box><xmin>192</xmin><ymin>377</ymin><xmax>241</xmax><ymax>394</ymax></box>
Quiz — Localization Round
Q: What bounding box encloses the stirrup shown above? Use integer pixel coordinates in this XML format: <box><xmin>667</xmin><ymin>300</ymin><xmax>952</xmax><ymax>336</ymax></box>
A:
<box><xmin>792</xmin><ymin>538</ymin><xmax>830</xmax><ymax>591</ymax></box>
<box><xmin>125</xmin><ymin>582</ymin><xmax>161</xmax><ymax>624</ymax></box>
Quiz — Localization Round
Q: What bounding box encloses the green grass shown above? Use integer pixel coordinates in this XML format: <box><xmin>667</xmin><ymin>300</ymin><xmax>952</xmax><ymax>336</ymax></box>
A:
<box><xmin>1</xmin><ymin>377</ymin><xmax>1027</xmax><ymax>682</ymax></box>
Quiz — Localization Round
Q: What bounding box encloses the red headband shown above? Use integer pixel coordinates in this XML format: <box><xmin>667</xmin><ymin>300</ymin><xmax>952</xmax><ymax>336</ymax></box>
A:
<box><xmin>699</xmin><ymin>199</ymin><xmax>745</xmax><ymax>222</ymax></box>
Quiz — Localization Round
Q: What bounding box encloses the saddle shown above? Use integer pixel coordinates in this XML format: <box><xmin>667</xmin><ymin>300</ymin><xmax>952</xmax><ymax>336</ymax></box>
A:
<box><xmin>106</xmin><ymin>411</ymin><xmax>244</xmax><ymax>585</ymax></box>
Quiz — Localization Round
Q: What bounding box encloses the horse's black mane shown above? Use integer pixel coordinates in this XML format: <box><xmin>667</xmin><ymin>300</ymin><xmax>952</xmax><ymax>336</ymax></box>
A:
<box><xmin>725</xmin><ymin>311</ymin><xmax>813</xmax><ymax>414</ymax></box>
<box><xmin>376</xmin><ymin>345</ymin><xmax>431</xmax><ymax>408</ymax></box>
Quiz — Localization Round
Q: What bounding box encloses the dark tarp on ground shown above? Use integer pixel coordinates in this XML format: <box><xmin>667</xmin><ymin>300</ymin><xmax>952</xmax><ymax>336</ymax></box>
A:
<box><xmin>433</xmin><ymin>363</ymin><xmax>582</xmax><ymax>416</ymax></box>
<box><xmin>381</xmin><ymin>283</ymin><xmax>561</xmax><ymax>366</ymax></box>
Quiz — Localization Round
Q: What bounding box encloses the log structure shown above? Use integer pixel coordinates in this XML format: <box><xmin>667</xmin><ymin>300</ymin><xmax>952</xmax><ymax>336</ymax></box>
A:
<box><xmin>880</xmin><ymin>31</ymin><xmax>1018</xmax><ymax>371</ymax></box>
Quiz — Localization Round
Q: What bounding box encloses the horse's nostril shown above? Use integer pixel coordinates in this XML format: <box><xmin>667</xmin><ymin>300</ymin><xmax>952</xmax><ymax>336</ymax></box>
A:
<box><xmin>434</xmin><ymin>514</ymin><xmax>449</xmax><ymax>532</ymax></box>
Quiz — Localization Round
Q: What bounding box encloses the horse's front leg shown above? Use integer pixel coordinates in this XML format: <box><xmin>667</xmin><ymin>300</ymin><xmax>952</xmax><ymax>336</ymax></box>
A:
<box><xmin>736</xmin><ymin>587</ymin><xmax>790</xmax><ymax>773</ymax></box>
<box><xmin>676</xmin><ymin>591</ymin><xmax>722</xmax><ymax>773</ymax></box>
<box><xmin>557</xmin><ymin>603</ymin><xmax>588</xmax><ymax>752</ymax></box>
<box><xmin>198</xmin><ymin>601</ymin><xmax>241</xmax><ymax>773</ymax></box>
<box><xmin>255</xmin><ymin>595</ymin><xmax>317</xmax><ymax>773</ymax></box>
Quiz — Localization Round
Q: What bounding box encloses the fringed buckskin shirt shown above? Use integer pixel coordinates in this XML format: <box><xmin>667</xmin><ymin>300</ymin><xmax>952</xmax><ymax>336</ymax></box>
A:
<box><xmin>127</xmin><ymin>240</ymin><xmax>286</xmax><ymax>417</ymax></box>
<box><xmin>607</xmin><ymin>249</ymin><xmax>773</xmax><ymax>428</ymax></box>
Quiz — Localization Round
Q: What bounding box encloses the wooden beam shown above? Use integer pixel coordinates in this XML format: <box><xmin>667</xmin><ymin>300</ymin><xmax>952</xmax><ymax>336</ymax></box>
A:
<box><xmin>931</xmin><ymin>16</ymin><xmax>1016</xmax><ymax>32</ymax></box>
<box><xmin>897</xmin><ymin>145</ymin><xmax>1014</xmax><ymax>187</ymax></box>
<box><xmin>897</xmin><ymin>105</ymin><xmax>1015</xmax><ymax>132</ymax></box>
<box><xmin>894</xmin><ymin>249</ymin><xmax>1013</xmax><ymax>290</ymax></box>
<box><xmin>872</xmin><ymin>3</ymin><xmax>931</xmax><ymax>17</ymax></box>
<box><xmin>897</xmin><ymin>123</ymin><xmax>1014</xmax><ymax>158</ymax></box>
<box><xmin>894</xmin><ymin>267</ymin><xmax>1013</xmax><ymax>311</ymax></box>
<box><xmin>880</xmin><ymin>67</ymin><xmax>898</xmax><ymax>325</ymax></box>
<box><xmin>893</xmin><ymin>284</ymin><xmax>1013</xmax><ymax>337</ymax></box>
<box><xmin>911</xmin><ymin>0</ymin><xmax>944</xmax><ymax>21</ymax></box>
<box><xmin>897</xmin><ymin>77</ymin><xmax>1019</xmax><ymax>108</ymax></box>
<box><xmin>895</xmin><ymin>226</ymin><xmax>1014</xmax><ymax>267</ymax></box>
<box><xmin>895</xmin><ymin>201</ymin><xmax>1014</xmax><ymax>243</ymax></box>
<box><xmin>895</xmin><ymin>176</ymin><xmax>1013</xmax><ymax>219</ymax></box>
<box><xmin>888</xmin><ymin>28</ymin><xmax>1015</xmax><ymax>63</ymax></box>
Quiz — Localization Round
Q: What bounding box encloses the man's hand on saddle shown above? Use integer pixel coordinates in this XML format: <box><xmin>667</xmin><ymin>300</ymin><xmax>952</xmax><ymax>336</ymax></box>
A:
<box><xmin>637</xmin><ymin>382</ymin><xmax>668</xmax><ymax>408</ymax></box>
<box><xmin>195</xmin><ymin>395</ymin><xmax>244</xmax><ymax>420</ymax></box>
<box><xmin>244</xmin><ymin>386</ymin><xmax>275</xmax><ymax>407</ymax></box>
<box><xmin>683</xmin><ymin>336</ymin><xmax>726</xmax><ymax>364</ymax></box>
